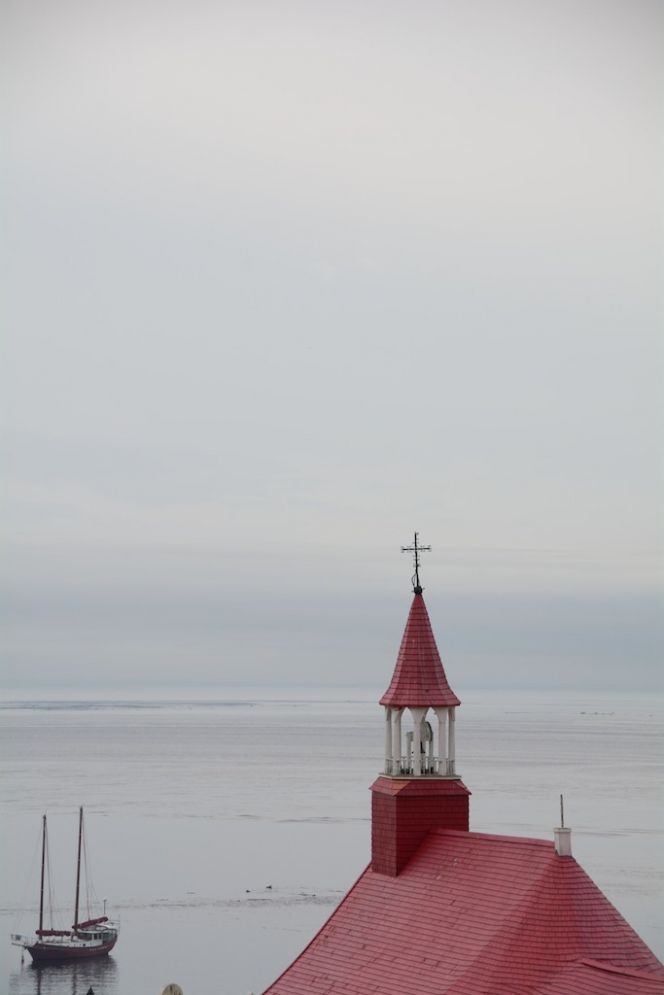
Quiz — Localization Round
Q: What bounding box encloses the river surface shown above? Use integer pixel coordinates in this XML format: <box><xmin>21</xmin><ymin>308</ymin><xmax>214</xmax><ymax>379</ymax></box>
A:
<box><xmin>1</xmin><ymin>689</ymin><xmax>662</xmax><ymax>994</ymax></box>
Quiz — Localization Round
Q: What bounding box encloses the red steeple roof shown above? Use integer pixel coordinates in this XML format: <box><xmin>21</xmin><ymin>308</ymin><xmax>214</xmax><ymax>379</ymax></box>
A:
<box><xmin>380</xmin><ymin>592</ymin><xmax>460</xmax><ymax>708</ymax></box>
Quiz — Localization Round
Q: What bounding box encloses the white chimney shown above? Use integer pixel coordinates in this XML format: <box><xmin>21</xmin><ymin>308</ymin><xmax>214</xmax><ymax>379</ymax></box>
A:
<box><xmin>554</xmin><ymin>826</ymin><xmax>572</xmax><ymax>856</ymax></box>
<box><xmin>554</xmin><ymin>794</ymin><xmax>572</xmax><ymax>855</ymax></box>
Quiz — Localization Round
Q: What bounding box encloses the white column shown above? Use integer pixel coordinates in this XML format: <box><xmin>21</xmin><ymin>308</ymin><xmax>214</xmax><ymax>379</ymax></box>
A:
<box><xmin>448</xmin><ymin>707</ymin><xmax>456</xmax><ymax>774</ymax></box>
<box><xmin>410</xmin><ymin>707</ymin><xmax>426</xmax><ymax>776</ymax></box>
<box><xmin>391</xmin><ymin>708</ymin><xmax>403</xmax><ymax>774</ymax></box>
<box><xmin>384</xmin><ymin>707</ymin><xmax>393</xmax><ymax>774</ymax></box>
<box><xmin>426</xmin><ymin>723</ymin><xmax>434</xmax><ymax>772</ymax></box>
<box><xmin>435</xmin><ymin>707</ymin><xmax>448</xmax><ymax>774</ymax></box>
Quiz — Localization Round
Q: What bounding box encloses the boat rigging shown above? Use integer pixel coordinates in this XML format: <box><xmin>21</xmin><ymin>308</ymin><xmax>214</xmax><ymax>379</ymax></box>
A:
<box><xmin>11</xmin><ymin>807</ymin><xmax>119</xmax><ymax>964</ymax></box>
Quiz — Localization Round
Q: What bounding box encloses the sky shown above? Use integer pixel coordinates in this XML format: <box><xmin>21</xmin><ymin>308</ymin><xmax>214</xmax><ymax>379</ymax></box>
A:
<box><xmin>2</xmin><ymin>0</ymin><xmax>662</xmax><ymax>692</ymax></box>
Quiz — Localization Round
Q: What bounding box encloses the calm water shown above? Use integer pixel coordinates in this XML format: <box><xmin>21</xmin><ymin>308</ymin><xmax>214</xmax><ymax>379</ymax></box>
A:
<box><xmin>1</xmin><ymin>690</ymin><xmax>662</xmax><ymax>994</ymax></box>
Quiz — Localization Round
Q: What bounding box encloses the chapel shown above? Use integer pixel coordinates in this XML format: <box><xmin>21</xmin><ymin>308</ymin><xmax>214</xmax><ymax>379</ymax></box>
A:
<box><xmin>263</xmin><ymin>537</ymin><xmax>664</xmax><ymax>995</ymax></box>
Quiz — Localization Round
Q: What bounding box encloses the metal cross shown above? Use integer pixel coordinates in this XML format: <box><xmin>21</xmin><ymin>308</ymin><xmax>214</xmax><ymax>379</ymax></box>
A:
<box><xmin>401</xmin><ymin>531</ymin><xmax>431</xmax><ymax>592</ymax></box>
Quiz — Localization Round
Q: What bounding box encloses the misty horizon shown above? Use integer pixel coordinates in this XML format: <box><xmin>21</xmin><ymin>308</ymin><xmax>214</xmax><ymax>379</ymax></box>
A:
<box><xmin>2</xmin><ymin>0</ymin><xmax>662</xmax><ymax>696</ymax></box>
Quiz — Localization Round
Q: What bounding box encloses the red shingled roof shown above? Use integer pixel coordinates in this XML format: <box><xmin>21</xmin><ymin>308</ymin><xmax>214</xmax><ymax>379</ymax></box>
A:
<box><xmin>533</xmin><ymin>960</ymin><xmax>664</xmax><ymax>995</ymax></box>
<box><xmin>263</xmin><ymin>830</ymin><xmax>664</xmax><ymax>995</ymax></box>
<box><xmin>380</xmin><ymin>592</ymin><xmax>460</xmax><ymax>707</ymax></box>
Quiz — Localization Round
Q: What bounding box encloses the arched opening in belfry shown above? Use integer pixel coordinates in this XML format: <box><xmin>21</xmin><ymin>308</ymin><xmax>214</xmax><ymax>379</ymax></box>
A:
<box><xmin>384</xmin><ymin>705</ymin><xmax>456</xmax><ymax>776</ymax></box>
<box><xmin>403</xmin><ymin>712</ymin><xmax>435</xmax><ymax>775</ymax></box>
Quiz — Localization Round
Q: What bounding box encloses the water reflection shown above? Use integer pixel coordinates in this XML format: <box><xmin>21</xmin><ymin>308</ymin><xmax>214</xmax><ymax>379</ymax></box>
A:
<box><xmin>9</xmin><ymin>956</ymin><xmax>118</xmax><ymax>995</ymax></box>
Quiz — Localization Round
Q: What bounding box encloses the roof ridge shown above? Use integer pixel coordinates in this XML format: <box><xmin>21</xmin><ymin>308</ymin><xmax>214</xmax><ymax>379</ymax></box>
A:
<box><xmin>444</xmin><ymin>837</ymin><xmax>560</xmax><ymax>993</ymax></box>
<box><xmin>430</xmin><ymin>827</ymin><xmax>554</xmax><ymax>848</ymax></box>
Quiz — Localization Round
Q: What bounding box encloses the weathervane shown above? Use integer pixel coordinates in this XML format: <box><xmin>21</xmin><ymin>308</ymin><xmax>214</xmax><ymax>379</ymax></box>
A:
<box><xmin>401</xmin><ymin>531</ymin><xmax>431</xmax><ymax>593</ymax></box>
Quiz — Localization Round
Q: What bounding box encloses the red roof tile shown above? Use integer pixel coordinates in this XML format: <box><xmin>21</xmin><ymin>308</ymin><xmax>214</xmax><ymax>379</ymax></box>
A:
<box><xmin>263</xmin><ymin>830</ymin><xmax>664</xmax><ymax>995</ymax></box>
<box><xmin>533</xmin><ymin>960</ymin><xmax>664</xmax><ymax>995</ymax></box>
<box><xmin>380</xmin><ymin>592</ymin><xmax>460</xmax><ymax>707</ymax></box>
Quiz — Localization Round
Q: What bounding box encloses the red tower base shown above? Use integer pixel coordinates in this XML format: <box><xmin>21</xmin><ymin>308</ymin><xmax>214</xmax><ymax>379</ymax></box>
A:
<box><xmin>371</xmin><ymin>775</ymin><xmax>471</xmax><ymax>876</ymax></box>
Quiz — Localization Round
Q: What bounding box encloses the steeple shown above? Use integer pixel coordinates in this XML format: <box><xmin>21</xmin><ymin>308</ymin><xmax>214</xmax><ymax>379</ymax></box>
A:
<box><xmin>380</xmin><ymin>534</ymin><xmax>461</xmax><ymax>777</ymax></box>
<box><xmin>380</xmin><ymin>593</ymin><xmax>461</xmax><ymax>710</ymax></box>
<box><xmin>370</xmin><ymin>535</ymin><xmax>470</xmax><ymax>875</ymax></box>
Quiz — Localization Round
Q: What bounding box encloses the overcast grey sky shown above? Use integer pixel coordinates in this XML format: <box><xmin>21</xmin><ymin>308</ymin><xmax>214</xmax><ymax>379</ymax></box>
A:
<box><xmin>2</xmin><ymin>0</ymin><xmax>662</xmax><ymax>692</ymax></box>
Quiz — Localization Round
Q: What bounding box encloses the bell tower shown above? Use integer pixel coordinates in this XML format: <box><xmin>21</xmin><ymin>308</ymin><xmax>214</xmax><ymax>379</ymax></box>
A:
<box><xmin>371</xmin><ymin>534</ymin><xmax>471</xmax><ymax>876</ymax></box>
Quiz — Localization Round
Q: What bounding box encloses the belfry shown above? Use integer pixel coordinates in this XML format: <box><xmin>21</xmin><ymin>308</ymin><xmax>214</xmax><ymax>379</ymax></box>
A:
<box><xmin>263</xmin><ymin>535</ymin><xmax>664</xmax><ymax>995</ymax></box>
<box><xmin>371</xmin><ymin>532</ymin><xmax>470</xmax><ymax>875</ymax></box>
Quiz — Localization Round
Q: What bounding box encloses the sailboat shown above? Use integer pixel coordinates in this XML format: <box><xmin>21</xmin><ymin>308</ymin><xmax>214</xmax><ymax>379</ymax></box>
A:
<box><xmin>11</xmin><ymin>808</ymin><xmax>119</xmax><ymax>964</ymax></box>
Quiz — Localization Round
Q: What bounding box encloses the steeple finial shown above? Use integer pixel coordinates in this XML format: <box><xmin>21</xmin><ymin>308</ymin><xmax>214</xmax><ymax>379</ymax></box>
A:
<box><xmin>401</xmin><ymin>531</ymin><xmax>431</xmax><ymax>594</ymax></box>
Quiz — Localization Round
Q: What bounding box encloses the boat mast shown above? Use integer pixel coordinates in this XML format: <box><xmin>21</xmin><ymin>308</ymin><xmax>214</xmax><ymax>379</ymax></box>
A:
<box><xmin>74</xmin><ymin>806</ymin><xmax>83</xmax><ymax>928</ymax></box>
<box><xmin>38</xmin><ymin>814</ymin><xmax>46</xmax><ymax>933</ymax></box>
